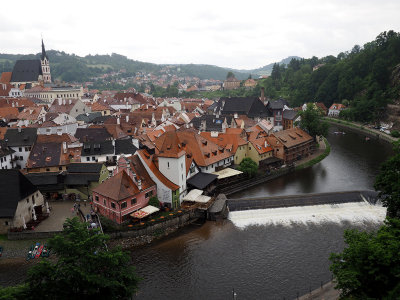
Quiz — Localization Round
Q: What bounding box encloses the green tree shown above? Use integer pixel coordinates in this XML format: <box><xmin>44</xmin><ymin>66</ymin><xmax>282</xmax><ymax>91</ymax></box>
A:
<box><xmin>329</xmin><ymin>218</ymin><xmax>400</xmax><ymax>299</ymax></box>
<box><xmin>0</xmin><ymin>218</ymin><xmax>140</xmax><ymax>299</ymax></box>
<box><xmin>238</xmin><ymin>157</ymin><xmax>258</xmax><ymax>178</ymax></box>
<box><xmin>374</xmin><ymin>141</ymin><xmax>400</xmax><ymax>218</ymax></box>
<box><xmin>298</xmin><ymin>103</ymin><xmax>329</xmax><ymax>138</ymax></box>
<box><xmin>226</xmin><ymin>71</ymin><xmax>235</xmax><ymax>79</ymax></box>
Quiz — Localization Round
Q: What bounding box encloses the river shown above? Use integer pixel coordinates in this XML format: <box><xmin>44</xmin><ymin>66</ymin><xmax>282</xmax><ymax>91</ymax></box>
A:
<box><xmin>130</xmin><ymin>125</ymin><xmax>394</xmax><ymax>300</ymax></box>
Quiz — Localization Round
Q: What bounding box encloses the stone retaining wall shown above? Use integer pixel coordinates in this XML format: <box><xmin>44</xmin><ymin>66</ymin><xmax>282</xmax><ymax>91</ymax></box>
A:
<box><xmin>8</xmin><ymin>230</ymin><xmax>62</xmax><ymax>240</ymax></box>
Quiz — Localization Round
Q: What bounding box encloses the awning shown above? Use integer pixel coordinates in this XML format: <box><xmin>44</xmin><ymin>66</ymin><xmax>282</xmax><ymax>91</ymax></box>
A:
<box><xmin>212</xmin><ymin>167</ymin><xmax>243</xmax><ymax>179</ymax></box>
<box><xmin>130</xmin><ymin>205</ymin><xmax>160</xmax><ymax>219</ymax></box>
<box><xmin>186</xmin><ymin>172</ymin><xmax>218</xmax><ymax>189</ymax></box>
<box><xmin>183</xmin><ymin>189</ymin><xmax>203</xmax><ymax>201</ymax></box>
<box><xmin>183</xmin><ymin>189</ymin><xmax>211</xmax><ymax>203</ymax></box>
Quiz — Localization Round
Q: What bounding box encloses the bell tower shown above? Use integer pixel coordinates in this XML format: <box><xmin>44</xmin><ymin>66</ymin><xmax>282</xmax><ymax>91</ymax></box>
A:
<box><xmin>40</xmin><ymin>39</ymin><xmax>51</xmax><ymax>84</ymax></box>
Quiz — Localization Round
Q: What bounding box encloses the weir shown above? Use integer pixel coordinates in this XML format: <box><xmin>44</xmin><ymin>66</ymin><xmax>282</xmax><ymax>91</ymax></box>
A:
<box><xmin>227</xmin><ymin>190</ymin><xmax>379</xmax><ymax>212</ymax></box>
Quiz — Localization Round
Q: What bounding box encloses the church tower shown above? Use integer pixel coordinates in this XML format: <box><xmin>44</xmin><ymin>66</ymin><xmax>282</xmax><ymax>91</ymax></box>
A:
<box><xmin>40</xmin><ymin>39</ymin><xmax>51</xmax><ymax>84</ymax></box>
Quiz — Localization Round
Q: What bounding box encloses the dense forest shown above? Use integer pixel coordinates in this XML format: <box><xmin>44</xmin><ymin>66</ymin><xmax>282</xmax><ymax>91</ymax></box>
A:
<box><xmin>258</xmin><ymin>30</ymin><xmax>400</xmax><ymax>122</ymax></box>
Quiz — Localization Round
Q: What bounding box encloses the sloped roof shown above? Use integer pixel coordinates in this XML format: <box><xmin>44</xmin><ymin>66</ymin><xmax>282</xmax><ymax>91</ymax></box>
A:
<box><xmin>92</xmin><ymin>170</ymin><xmax>139</xmax><ymax>201</ymax></box>
<box><xmin>67</xmin><ymin>163</ymin><xmax>104</xmax><ymax>174</ymax></box>
<box><xmin>81</xmin><ymin>140</ymin><xmax>114</xmax><ymax>156</ymax></box>
<box><xmin>186</xmin><ymin>172</ymin><xmax>218</xmax><ymax>189</ymax></box>
<box><xmin>218</xmin><ymin>97</ymin><xmax>271</xmax><ymax>118</ymax></box>
<box><xmin>283</xmin><ymin>110</ymin><xmax>298</xmax><ymax>120</ymax></box>
<box><xmin>26</xmin><ymin>142</ymin><xmax>62</xmax><ymax>168</ymax></box>
<box><xmin>0</xmin><ymin>107</ymin><xmax>19</xmax><ymax>120</ymax></box>
<box><xmin>75</xmin><ymin>127</ymin><xmax>112</xmax><ymax>142</ymax></box>
<box><xmin>268</xmin><ymin>98</ymin><xmax>290</xmax><ymax>110</ymax></box>
<box><xmin>249</xmin><ymin>138</ymin><xmax>273</xmax><ymax>155</ymax></box>
<box><xmin>11</xmin><ymin>60</ymin><xmax>42</xmax><ymax>82</ymax></box>
<box><xmin>4</xmin><ymin>128</ymin><xmax>37</xmax><ymax>147</ymax></box>
<box><xmin>127</xmin><ymin>155</ymin><xmax>156</xmax><ymax>191</ymax></box>
<box><xmin>0</xmin><ymin>72</ymin><xmax>12</xmax><ymax>83</ymax></box>
<box><xmin>115</xmin><ymin>139</ymin><xmax>138</xmax><ymax>155</ymax></box>
<box><xmin>136</xmin><ymin>150</ymin><xmax>179</xmax><ymax>191</ymax></box>
<box><xmin>272</xmin><ymin>127</ymin><xmax>313</xmax><ymax>148</ymax></box>
<box><xmin>0</xmin><ymin>170</ymin><xmax>38</xmax><ymax>218</ymax></box>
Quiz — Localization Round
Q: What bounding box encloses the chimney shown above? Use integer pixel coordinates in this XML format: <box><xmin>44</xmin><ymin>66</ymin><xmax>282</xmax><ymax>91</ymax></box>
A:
<box><xmin>62</xmin><ymin>142</ymin><xmax>67</xmax><ymax>153</ymax></box>
<box><xmin>132</xmin><ymin>138</ymin><xmax>139</xmax><ymax>148</ymax></box>
<box><xmin>18</xmin><ymin>127</ymin><xmax>22</xmax><ymax>133</ymax></box>
<box><xmin>58</xmin><ymin>98</ymin><xmax>62</xmax><ymax>105</ymax></box>
<box><xmin>126</xmin><ymin>115</ymin><xmax>129</xmax><ymax>123</ymax></box>
<box><xmin>117</xmin><ymin>117</ymin><xmax>120</xmax><ymax>125</ymax></box>
<box><xmin>261</xmin><ymin>87</ymin><xmax>265</xmax><ymax>102</ymax></box>
<box><xmin>234</xmin><ymin>113</ymin><xmax>238</xmax><ymax>119</ymax></box>
<box><xmin>265</xmin><ymin>140</ymin><xmax>267</xmax><ymax>148</ymax></box>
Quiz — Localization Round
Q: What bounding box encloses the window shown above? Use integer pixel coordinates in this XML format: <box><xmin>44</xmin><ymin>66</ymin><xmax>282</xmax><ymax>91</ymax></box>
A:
<box><xmin>46</xmin><ymin>168</ymin><xmax>50</xmax><ymax>172</ymax></box>
<box><xmin>131</xmin><ymin>198</ymin><xmax>137</xmax><ymax>205</ymax></box>
<box><xmin>19</xmin><ymin>147</ymin><xmax>22</xmax><ymax>152</ymax></box>
<box><xmin>59</xmin><ymin>167</ymin><xmax>62</xmax><ymax>171</ymax></box>
<box><xmin>121</xmin><ymin>202</ymin><xmax>127</xmax><ymax>209</ymax></box>
<box><xmin>95</xmin><ymin>196</ymin><xmax>99</xmax><ymax>202</ymax></box>
<box><xmin>103</xmin><ymin>199</ymin><xmax>106</xmax><ymax>205</ymax></box>
<box><xmin>25</xmin><ymin>147</ymin><xmax>30</xmax><ymax>151</ymax></box>
<box><xmin>167</xmin><ymin>162</ymin><xmax>170</xmax><ymax>168</ymax></box>
<box><xmin>86</xmin><ymin>157</ymin><xmax>90</xmax><ymax>161</ymax></box>
<box><xmin>111</xmin><ymin>202</ymin><xmax>116</xmax><ymax>209</ymax></box>
<box><xmin>92</xmin><ymin>157</ymin><xmax>96</xmax><ymax>161</ymax></box>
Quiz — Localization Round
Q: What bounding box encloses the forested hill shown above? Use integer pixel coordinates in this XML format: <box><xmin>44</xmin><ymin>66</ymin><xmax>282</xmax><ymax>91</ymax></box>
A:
<box><xmin>0</xmin><ymin>51</ymin><xmax>256</xmax><ymax>82</ymax></box>
<box><xmin>258</xmin><ymin>30</ymin><xmax>400</xmax><ymax>123</ymax></box>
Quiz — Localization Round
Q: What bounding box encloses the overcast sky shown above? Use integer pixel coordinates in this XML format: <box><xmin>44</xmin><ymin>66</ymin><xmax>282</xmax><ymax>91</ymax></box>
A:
<box><xmin>1</xmin><ymin>0</ymin><xmax>400</xmax><ymax>70</ymax></box>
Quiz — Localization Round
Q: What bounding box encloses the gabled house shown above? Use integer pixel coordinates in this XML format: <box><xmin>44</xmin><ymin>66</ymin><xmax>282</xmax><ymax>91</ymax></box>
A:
<box><xmin>266</xmin><ymin>98</ymin><xmax>290</xmax><ymax>131</ymax></box>
<box><xmin>328</xmin><ymin>103</ymin><xmax>346</xmax><ymax>117</ymax></box>
<box><xmin>215</xmin><ymin>97</ymin><xmax>272</xmax><ymax>120</ymax></box>
<box><xmin>48</xmin><ymin>98</ymin><xmax>91</xmax><ymax>118</ymax></box>
<box><xmin>92</xmin><ymin>157</ymin><xmax>156</xmax><ymax>224</ymax></box>
<box><xmin>0</xmin><ymin>142</ymin><xmax>14</xmax><ymax>169</ymax></box>
<box><xmin>282</xmin><ymin>110</ymin><xmax>299</xmax><ymax>130</ymax></box>
<box><xmin>0</xmin><ymin>169</ymin><xmax>45</xmax><ymax>234</ymax></box>
<box><xmin>16</xmin><ymin>106</ymin><xmax>47</xmax><ymax>127</ymax></box>
<box><xmin>269</xmin><ymin>127</ymin><xmax>314</xmax><ymax>164</ymax></box>
<box><xmin>4</xmin><ymin>128</ymin><xmax>37</xmax><ymax>169</ymax></box>
<box><xmin>136</xmin><ymin>149</ymin><xmax>180</xmax><ymax>209</ymax></box>
<box><xmin>37</xmin><ymin>112</ymin><xmax>78</xmax><ymax>136</ymax></box>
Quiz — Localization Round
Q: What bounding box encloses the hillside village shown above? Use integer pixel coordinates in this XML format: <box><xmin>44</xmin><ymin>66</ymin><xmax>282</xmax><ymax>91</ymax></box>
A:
<box><xmin>0</xmin><ymin>40</ymin><xmax>333</xmax><ymax>232</ymax></box>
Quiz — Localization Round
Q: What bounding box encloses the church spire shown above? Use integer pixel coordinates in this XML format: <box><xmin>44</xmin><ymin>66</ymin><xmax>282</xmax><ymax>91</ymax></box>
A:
<box><xmin>41</xmin><ymin>39</ymin><xmax>48</xmax><ymax>61</ymax></box>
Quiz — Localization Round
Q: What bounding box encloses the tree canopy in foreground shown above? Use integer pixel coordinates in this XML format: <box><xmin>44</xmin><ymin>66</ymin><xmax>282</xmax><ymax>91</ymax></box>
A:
<box><xmin>374</xmin><ymin>141</ymin><xmax>400</xmax><ymax>218</ymax></box>
<box><xmin>0</xmin><ymin>217</ymin><xmax>140</xmax><ymax>300</ymax></box>
<box><xmin>329</xmin><ymin>218</ymin><xmax>400</xmax><ymax>299</ymax></box>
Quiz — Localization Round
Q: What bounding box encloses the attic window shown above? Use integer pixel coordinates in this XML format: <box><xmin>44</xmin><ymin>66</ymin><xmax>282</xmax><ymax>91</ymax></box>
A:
<box><xmin>45</xmin><ymin>157</ymin><xmax>51</xmax><ymax>162</ymax></box>
<box><xmin>288</xmin><ymin>134</ymin><xmax>296</xmax><ymax>140</ymax></box>
<box><xmin>296</xmin><ymin>132</ymin><xmax>303</xmax><ymax>137</ymax></box>
<box><xmin>94</xmin><ymin>144</ymin><xmax>101</xmax><ymax>149</ymax></box>
<box><xmin>202</xmin><ymin>140</ymin><xmax>207</xmax><ymax>145</ymax></box>
<box><xmin>205</xmin><ymin>152</ymin><xmax>210</xmax><ymax>158</ymax></box>
<box><xmin>166</xmin><ymin>144</ymin><xmax>171</xmax><ymax>150</ymax></box>
<box><xmin>212</xmin><ymin>150</ymin><xmax>217</xmax><ymax>155</ymax></box>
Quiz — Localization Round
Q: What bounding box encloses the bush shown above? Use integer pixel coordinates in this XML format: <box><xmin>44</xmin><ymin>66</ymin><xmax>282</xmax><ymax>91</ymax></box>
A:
<box><xmin>148</xmin><ymin>196</ymin><xmax>160</xmax><ymax>208</ymax></box>
<box><xmin>391</xmin><ymin>130</ymin><xmax>400</xmax><ymax>138</ymax></box>
<box><xmin>238</xmin><ymin>157</ymin><xmax>258</xmax><ymax>178</ymax></box>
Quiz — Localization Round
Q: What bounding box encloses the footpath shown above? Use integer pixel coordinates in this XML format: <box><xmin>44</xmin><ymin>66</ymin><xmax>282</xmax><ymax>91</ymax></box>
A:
<box><xmin>298</xmin><ymin>281</ymin><xmax>339</xmax><ymax>300</ymax></box>
<box><xmin>324</xmin><ymin>117</ymin><xmax>399</xmax><ymax>144</ymax></box>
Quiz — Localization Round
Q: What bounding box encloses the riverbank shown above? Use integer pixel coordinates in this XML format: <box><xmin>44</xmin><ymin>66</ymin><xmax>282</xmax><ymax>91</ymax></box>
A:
<box><xmin>295</xmin><ymin>137</ymin><xmax>330</xmax><ymax>170</ymax></box>
<box><xmin>324</xmin><ymin>117</ymin><xmax>399</xmax><ymax>144</ymax></box>
<box><xmin>298</xmin><ymin>281</ymin><xmax>339</xmax><ymax>300</ymax></box>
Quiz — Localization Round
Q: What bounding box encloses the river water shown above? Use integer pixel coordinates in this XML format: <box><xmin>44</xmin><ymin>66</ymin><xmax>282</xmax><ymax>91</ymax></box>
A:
<box><xmin>131</xmin><ymin>126</ymin><xmax>394</xmax><ymax>300</ymax></box>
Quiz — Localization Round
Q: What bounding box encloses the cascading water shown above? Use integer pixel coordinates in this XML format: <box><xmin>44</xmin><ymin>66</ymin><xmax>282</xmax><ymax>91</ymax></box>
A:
<box><xmin>228</xmin><ymin>202</ymin><xmax>386</xmax><ymax>228</ymax></box>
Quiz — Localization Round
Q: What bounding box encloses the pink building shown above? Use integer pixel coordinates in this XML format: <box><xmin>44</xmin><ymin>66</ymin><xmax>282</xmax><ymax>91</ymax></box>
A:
<box><xmin>92</xmin><ymin>156</ymin><xmax>156</xmax><ymax>224</ymax></box>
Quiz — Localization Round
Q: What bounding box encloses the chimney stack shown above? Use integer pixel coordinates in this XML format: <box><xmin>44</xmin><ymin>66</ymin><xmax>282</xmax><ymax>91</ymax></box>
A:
<box><xmin>117</xmin><ymin>117</ymin><xmax>120</xmax><ymax>125</ymax></box>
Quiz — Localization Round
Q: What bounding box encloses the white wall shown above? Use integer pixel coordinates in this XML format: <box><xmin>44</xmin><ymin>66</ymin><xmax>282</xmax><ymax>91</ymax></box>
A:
<box><xmin>0</xmin><ymin>153</ymin><xmax>13</xmax><ymax>169</ymax></box>
<box><xmin>158</xmin><ymin>155</ymin><xmax>186</xmax><ymax>195</ymax></box>
<box><xmin>13</xmin><ymin>190</ymin><xmax>44</xmax><ymax>228</ymax></box>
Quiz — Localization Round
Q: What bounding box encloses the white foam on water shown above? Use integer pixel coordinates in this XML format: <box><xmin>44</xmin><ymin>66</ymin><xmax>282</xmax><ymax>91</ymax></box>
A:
<box><xmin>228</xmin><ymin>202</ymin><xmax>387</xmax><ymax>229</ymax></box>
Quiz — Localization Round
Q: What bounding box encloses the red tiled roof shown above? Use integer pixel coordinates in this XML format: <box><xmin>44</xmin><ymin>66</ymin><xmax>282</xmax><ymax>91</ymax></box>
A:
<box><xmin>0</xmin><ymin>107</ymin><xmax>19</xmax><ymax>120</ymax></box>
<box><xmin>136</xmin><ymin>150</ymin><xmax>179</xmax><ymax>191</ymax></box>
<box><xmin>0</xmin><ymin>72</ymin><xmax>12</xmax><ymax>84</ymax></box>
<box><xmin>272</xmin><ymin>127</ymin><xmax>313</xmax><ymax>148</ymax></box>
<box><xmin>93</xmin><ymin>170</ymin><xmax>140</xmax><ymax>201</ymax></box>
<box><xmin>200</xmin><ymin>132</ymin><xmax>247</xmax><ymax>155</ymax></box>
<box><xmin>249</xmin><ymin>138</ymin><xmax>273</xmax><ymax>154</ymax></box>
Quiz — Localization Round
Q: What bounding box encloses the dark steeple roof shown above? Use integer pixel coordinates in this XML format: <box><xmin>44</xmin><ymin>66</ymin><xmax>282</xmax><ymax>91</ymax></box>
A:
<box><xmin>10</xmin><ymin>60</ymin><xmax>43</xmax><ymax>83</ymax></box>
<box><xmin>41</xmin><ymin>39</ymin><xmax>49</xmax><ymax>61</ymax></box>
<box><xmin>0</xmin><ymin>170</ymin><xmax>38</xmax><ymax>218</ymax></box>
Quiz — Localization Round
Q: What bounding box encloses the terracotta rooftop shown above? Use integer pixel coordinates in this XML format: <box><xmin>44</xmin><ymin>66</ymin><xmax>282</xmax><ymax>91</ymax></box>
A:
<box><xmin>0</xmin><ymin>72</ymin><xmax>12</xmax><ymax>84</ymax></box>
<box><xmin>136</xmin><ymin>150</ymin><xmax>179</xmax><ymax>191</ymax></box>
<box><xmin>93</xmin><ymin>170</ymin><xmax>140</xmax><ymax>201</ymax></box>
<box><xmin>272</xmin><ymin>127</ymin><xmax>313</xmax><ymax>148</ymax></box>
